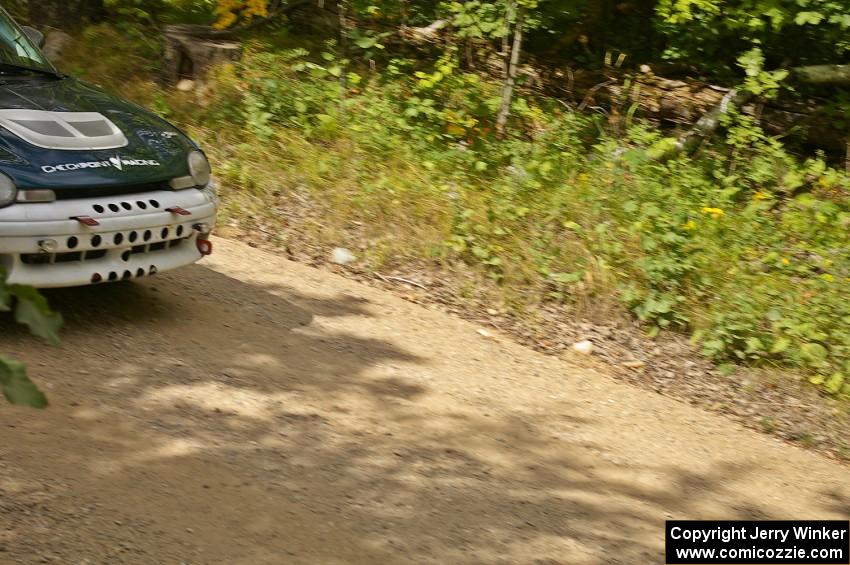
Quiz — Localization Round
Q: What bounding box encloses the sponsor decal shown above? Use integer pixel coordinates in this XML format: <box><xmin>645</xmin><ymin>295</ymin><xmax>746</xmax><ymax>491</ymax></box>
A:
<box><xmin>41</xmin><ymin>155</ymin><xmax>161</xmax><ymax>174</ymax></box>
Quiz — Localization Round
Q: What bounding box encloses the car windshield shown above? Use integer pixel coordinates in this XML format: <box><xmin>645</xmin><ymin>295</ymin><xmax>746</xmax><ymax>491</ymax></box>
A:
<box><xmin>0</xmin><ymin>8</ymin><xmax>55</xmax><ymax>74</ymax></box>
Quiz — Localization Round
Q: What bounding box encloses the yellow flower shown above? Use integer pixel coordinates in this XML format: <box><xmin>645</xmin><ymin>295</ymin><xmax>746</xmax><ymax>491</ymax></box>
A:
<box><xmin>701</xmin><ymin>207</ymin><xmax>725</xmax><ymax>220</ymax></box>
<box><xmin>781</xmin><ymin>257</ymin><xmax>790</xmax><ymax>265</ymax></box>
<box><xmin>577</xmin><ymin>173</ymin><xmax>590</xmax><ymax>183</ymax></box>
<box><xmin>753</xmin><ymin>191</ymin><xmax>770</xmax><ymax>200</ymax></box>
<box><xmin>682</xmin><ymin>220</ymin><xmax>697</xmax><ymax>231</ymax></box>
<box><xmin>821</xmin><ymin>273</ymin><xmax>834</xmax><ymax>282</ymax></box>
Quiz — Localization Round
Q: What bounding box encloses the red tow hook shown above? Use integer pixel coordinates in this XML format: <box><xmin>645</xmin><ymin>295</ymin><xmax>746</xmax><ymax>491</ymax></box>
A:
<box><xmin>196</xmin><ymin>238</ymin><xmax>213</xmax><ymax>256</ymax></box>
<box><xmin>166</xmin><ymin>206</ymin><xmax>192</xmax><ymax>216</ymax></box>
<box><xmin>71</xmin><ymin>215</ymin><xmax>100</xmax><ymax>227</ymax></box>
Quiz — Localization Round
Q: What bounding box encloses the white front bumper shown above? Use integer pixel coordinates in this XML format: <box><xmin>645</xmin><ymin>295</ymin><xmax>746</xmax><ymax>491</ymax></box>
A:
<box><xmin>0</xmin><ymin>187</ymin><xmax>218</xmax><ymax>288</ymax></box>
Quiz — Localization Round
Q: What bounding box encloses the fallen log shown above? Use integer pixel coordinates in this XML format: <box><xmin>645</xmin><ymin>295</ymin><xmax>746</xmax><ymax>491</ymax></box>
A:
<box><xmin>543</xmin><ymin>67</ymin><xmax>848</xmax><ymax>156</ymax></box>
<box><xmin>792</xmin><ymin>65</ymin><xmax>850</xmax><ymax>85</ymax></box>
<box><xmin>663</xmin><ymin>89</ymin><xmax>753</xmax><ymax>159</ymax></box>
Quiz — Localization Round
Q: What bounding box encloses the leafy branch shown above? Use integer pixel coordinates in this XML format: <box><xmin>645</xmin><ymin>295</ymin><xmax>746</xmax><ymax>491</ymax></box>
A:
<box><xmin>0</xmin><ymin>272</ymin><xmax>62</xmax><ymax>408</ymax></box>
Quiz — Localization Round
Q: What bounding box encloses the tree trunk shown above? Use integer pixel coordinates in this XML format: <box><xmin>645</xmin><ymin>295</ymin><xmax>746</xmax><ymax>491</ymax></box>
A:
<box><xmin>501</xmin><ymin>0</ymin><xmax>515</xmax><ymax>79</ymax></box>
<box><xmin>161</xmin><ymin>25</ymin><xmax>241</xmax><ymax>85</ymax></box>
<box><xmin>27</xmin><ymin>0</ymin><xmax>104</xmax><ymax>28</ymax></box>
<box><xmin>337</xmin><ymin>0</ymin><xmax>349</xmax><ymax>120</ymax></box>
<box><xmin>496</xmin><ymin>3</ymin><xmax>524</xmax><ymax>138</ymax></box>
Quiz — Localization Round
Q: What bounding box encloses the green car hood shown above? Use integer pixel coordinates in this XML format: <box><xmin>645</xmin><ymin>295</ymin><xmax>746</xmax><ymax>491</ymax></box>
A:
<box><xmin>0</xmin><ymin>75</ymin><xmax>198</xmax><ymax>190</ymax></box>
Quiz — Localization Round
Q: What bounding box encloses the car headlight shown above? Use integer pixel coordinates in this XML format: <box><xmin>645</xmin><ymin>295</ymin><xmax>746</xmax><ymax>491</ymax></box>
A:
<box><xmin>0</xmin><ymin>173</ymin><xmax>17</xmax><ymax>208</ymax></box>
<box><xmin>188</xmin><ymin>150</ymin><xmax>212</xmax><ymax>187</ymax></box>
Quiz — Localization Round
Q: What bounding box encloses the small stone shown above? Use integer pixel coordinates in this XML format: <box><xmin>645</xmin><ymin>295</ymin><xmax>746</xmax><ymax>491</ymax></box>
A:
<box><xmin>572</xmin><ymin>340</ymin><xmax>594</xmax><ymax>355</ymax></box>
<box><xmin>477</xmin><ymin>328</ymin><xmax>492</xmax><ymax>338</ymax></box>
<box><xmin>622</xmin><ymin>360</ymin><xmax>646</xmax><ymax>369</ymax></box>
<box><xmin>176</xmin><ymin>79</ymin><xmax>195</xmax><ymax>92</ymax></box>
<box><xmin>330</xmin><ymin>247</ymin><xmax>357</xmax><ymax>265</ymax></box>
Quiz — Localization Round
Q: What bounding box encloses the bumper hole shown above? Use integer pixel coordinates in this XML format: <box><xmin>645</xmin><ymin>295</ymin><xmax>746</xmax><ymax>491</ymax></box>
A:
<box><xmin>143</xmin><ymin>230</ymin><xmax>152</xmax><ymax>242</ymax></box>
<box><xmin>121</xmin><ymin>202</ymin><xmax>132</xmax><ymax>211</ymax></box>
<box><xmin>93</xmin><ymin>205</ymin><xmax>104</xmax><ymax>213</ymax></box>
<box><xmin>108</xmin><ymin>272</ymin><xmax>118</xmax><ymax>282</ymax></box>
<box><xmin>137</xmin><ymin>201</ymin><xmax>147</xmax><ymax>210</ymax></box>
<box><xmin>67</xmin><ymin>236</ymin><xmax>78</xmax><ymax>249</ymax></box>
<box><xmin>113</xmin><ymin>233</ymin><xmax>124</xmax><ymax>245</ymax></box>
<box><xmin>108</xmin><ymin>204</ymin><xmax>119</xmax><ymax>212</ymax></box>
<box><xmin>161</xmin><ymin>227</ymin><xmax>169</xmax><ymax>239</ymax></box>
<box><xmin>91</xmin><ymin>235</ymin><xmax>102</xmax><ymax>247</ymax></box>
<box><xmin>129</xmin><ymin>231</ymin><xmax>138</xmax><ymax>243</ymax></box>
<box><xmin>149</xmin><ymin>199</ymin><xmax>160</xmax><ymax>208</ymax></box>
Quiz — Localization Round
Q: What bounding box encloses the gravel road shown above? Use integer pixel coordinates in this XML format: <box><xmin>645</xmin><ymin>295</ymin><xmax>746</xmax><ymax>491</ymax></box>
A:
<box><xmin>1</xmin><ymin>237</ymin><xmax>848</xmax><ymax>564</ymax></box>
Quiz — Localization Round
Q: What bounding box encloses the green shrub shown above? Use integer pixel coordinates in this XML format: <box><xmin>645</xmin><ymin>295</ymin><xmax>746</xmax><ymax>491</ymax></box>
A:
<box><xmin>62</xmin><ymin>26</ymin><xmax>850</xmax><ymax>397</ymax></box>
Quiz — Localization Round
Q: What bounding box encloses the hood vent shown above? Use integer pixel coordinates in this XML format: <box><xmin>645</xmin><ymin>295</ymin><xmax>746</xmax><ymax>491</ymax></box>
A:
<box><xmin>0</xmin><ymin>109</ymin><xmax>128</xmax><ymax>151</ymax></box>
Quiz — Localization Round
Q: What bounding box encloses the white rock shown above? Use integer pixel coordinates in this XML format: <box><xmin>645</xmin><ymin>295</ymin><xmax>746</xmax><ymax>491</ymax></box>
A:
<box><xmin>330</xmin><ymin>247</ymin><xmax>357</xmax><ymax>265</ymax></box>
<box><xmin>477</xmin><ymin>328</ymin><xmax>492</xmax><ymax>338</ymax></box>
<box><xmin>176</xmin><ymin>79</ymin><xmax>196</xmax><ymax>92</ymax></box>
<box><xmin>572</xmin><ymin>340</ymin><xmax>594</xmax><ymax>355</ymax></box>
<box><xmin>622</xmin><ymin>360</ymin><xmax>646</xmax><ymax>369</ymax></box>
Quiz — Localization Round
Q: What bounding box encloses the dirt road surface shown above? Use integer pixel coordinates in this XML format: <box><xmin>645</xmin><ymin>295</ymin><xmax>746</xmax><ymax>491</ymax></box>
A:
<box><xmin>2</xmin><ymin>237</ymin><xmax>848</xmax><ymax>564</ymax></box>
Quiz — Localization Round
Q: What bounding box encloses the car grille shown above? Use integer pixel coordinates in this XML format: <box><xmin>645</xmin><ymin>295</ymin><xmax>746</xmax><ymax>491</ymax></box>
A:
<box><xmin>51</xmin><ymin>181</ymin><xmax>173</xmax><ymax>200</ymax></box>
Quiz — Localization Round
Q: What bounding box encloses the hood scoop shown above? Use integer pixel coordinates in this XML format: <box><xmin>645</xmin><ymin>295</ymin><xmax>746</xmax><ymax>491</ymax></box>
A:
<box><xmin>0</xmin><ymin>109</ymin><xmax>128</xmax><ymax>151</ymax></box>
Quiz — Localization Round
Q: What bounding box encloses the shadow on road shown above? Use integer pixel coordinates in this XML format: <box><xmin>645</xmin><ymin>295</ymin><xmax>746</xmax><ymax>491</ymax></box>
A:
<box><xmin>0</xmin><ymin>264</ymin><xmax>840</xmax><ymax>564</ymax></box>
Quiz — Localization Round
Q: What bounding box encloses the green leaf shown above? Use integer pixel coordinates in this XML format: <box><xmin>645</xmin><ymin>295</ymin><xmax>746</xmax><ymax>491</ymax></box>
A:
<box><xmin>9</xmin><ymin>285</ymin><xmax>62</xmax><ymax>346</ymax></box>
<box><xmin>548</xmin><ymin>272</ymin><xmax>582</xmax><ymax>284</ymax></box>
<box><xmin>770</xmin><ymin>337</ymin><xmax>791</xmax><ymax>354</ymax></box>
<box><xmin>354</xmin><ymin>36</ymin><xmax>378</xmax><ymax>49</ymax></box>
<box><xmin>799</xmin><ymin>342</ymin><xmax>828</xmax><ymax>364</ymax></box>
<box><xmin>0</xmin><ymin>283</ymin><xmax>9</xmax><ymax>311</ymax></box>
<box><xmin>0</xmin><ymin>357</ymin><xmax>47</xmax><ymax>408</ymax></box>
<box><xmin>794</xmin><ymin>11</ymin><xmax>824</xmax><ymax>25</ymax></box>
<box><xmin>825</xmin><ymin>372</ymin><xmax>845</xmax><ymax>395</ymax></box>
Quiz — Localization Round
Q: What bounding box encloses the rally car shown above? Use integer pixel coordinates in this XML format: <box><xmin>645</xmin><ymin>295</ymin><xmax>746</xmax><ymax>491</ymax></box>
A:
<box><xmin>0</xmin><ymin>8</ymin><xmax>218</xmax><ymax>288</ymax></box>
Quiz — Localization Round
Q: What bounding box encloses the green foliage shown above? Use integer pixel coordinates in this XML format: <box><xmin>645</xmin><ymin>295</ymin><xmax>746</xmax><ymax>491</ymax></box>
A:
<box><xmin>191</xmin><ymin>44</ymin><xmax>850</xmax><ymax>396</ymax></box>
<box><xmin>0</xmin><ymin>358</ymin><xmax>47</xmax><ymax>409</ymax></box>
<box><xmin>657</xmin><ymin>0</ymin><xmax>850</xmax><ymax>68</ymax></box>
<box><xmin>736</xmin><ymin>47</ymin><xmax>788</xmax><ymax>97</ymax></box>
<box><xmin>61</xmin><ymin>5</ymin><xmax>850</xmax><ymax>400</ymax></box>
<box><xmin>0</xmin><ymin>272</ymin><xmax>61</xmax><ymax>408</ymax></box>
<box><xmin>443</xmin><ymin>1</ymin><xmax>509</xmax><ymax>40</ymax></box>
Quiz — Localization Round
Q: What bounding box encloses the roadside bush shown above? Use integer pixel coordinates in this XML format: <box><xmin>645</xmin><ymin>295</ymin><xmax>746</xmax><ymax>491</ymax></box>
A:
<box><xmin>63</xmin><ymin>25</ymin><xmax>850</xmax><ymax>397</ymax></box>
